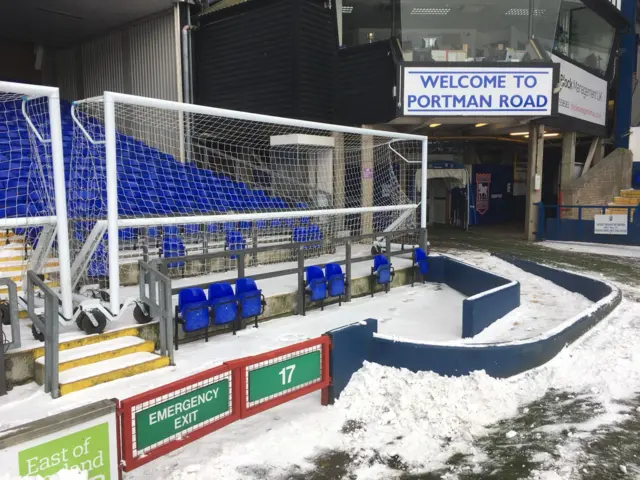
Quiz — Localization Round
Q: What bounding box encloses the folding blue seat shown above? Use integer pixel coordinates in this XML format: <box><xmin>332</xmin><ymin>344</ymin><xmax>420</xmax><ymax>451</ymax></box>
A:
<box><xmin>308</xmin><ymin>225</ymin><xmax>323</xmax><ymax>249</ymax></box>
<box><xmin>235</xmin><ymin>278</ymin><xmax>266</xmax><ymax>330</ymax></box>
<box><xmin>302</xmin><ymin>266</ymin><xmax>327</xmax><ymax>315</ymax></box>
<box><xmin>412</xmin><ymin>248</ymin><xmax>429</xmax><ymax>286</ymax></box>
<box><xmin>206</xmin><ymin>223</ymin><xmax>220</xmax><ymax>234</ymax></box>
<box><xmin>292</xmin><ymin>226</ymin><xmax>308</xmax><ymax>245</ymax></box>
<box><xmin>208</xmin><ymin>283</ymin><xmax>238</xmax><ymax>331</ymax></box>
<box><xmin>164</xmin><ymin>225</ymin><xmax>179</xmax><ymax>236</ymax></box>
<box><xmin>225</xmin><ymin>231</ymin><xmax>246</xmax><ymax>259</ymax></box>
<box><xmin>371</xmin><ymin>254</ymin><xmax>394</xmax><ymax>297</ymax></box>
<box><xmin>163</xmin><ymin>235</ymin><xmax>185</xmax><ymax>269</ymax></box>
<box><xmin>174</xmin><ymin>287</ymin><xmax>210</xmax><ymax>348</ymax></box>
<box><xmin>325</xmin><ymin>263</ymin><xmax>346</xmax><ymax>304</ymax></box>
<box><xmin>255</xmin><ymin>220</ymin><xmax>268</xmax><ymax>230</ymax></box>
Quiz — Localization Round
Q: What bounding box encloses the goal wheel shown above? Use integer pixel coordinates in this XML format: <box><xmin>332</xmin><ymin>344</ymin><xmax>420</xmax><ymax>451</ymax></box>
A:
<box><xmin>133</xmin><ymin>304</ymin><xmax>153</xmax><ymax>324</ymax></box>
<box><xmin>79</xmin><ymin>310</ymin><xmax>107</xmax><ymax>335</ymax></box>
<box><xmin>31</xmin><ymin>323</ymin><xmax>45</xmax><ymax>342</ymax></box>
<box><xmin>0</xmin><ymin>302</ymin><xmax>10</xmax><ymax>326</ymax></box>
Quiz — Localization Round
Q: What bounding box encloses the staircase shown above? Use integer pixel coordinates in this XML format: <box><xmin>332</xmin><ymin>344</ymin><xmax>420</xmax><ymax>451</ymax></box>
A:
<box><xmin>606</xmin><ymin>189</ymin><xmax>640</xmax><ymax>219</ymax></box>
<box><xmin>33</xmin><ymin>328</ymin><xmax>170</xmax><ymax>396</ymax></box>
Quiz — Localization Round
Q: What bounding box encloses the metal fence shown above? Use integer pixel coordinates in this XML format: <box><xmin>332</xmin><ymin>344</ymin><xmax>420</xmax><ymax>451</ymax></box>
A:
<box><xmin>536</xmin><ymin>203</ymin><xmax>640</xmax><ymax>245</ymax></box>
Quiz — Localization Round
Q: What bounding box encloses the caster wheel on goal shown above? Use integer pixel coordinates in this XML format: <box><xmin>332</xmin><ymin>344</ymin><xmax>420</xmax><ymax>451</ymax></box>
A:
<box><xmin>0</xmin><ymin>302</ymin><xmax>10</xmax><ymax>326</ymax></box>
<box><xmin>133</xmin><ymin>304</ymin><xmax>153</xmax><ymax>324</ymax></box>
<box><xmin>79</xmin><ymin>310</ymin><xmax>107</xmax><ymax>335</ymax></box>
<box><xmin>31</xmin><ymin>323</ymin><xmax>45</xmax><ymax>342</ymax></box>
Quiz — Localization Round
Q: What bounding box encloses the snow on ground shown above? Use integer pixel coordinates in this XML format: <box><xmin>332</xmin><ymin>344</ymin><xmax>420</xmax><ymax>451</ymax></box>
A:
<box><xmin>0</xmin><ymin>282</ymin><xmax>462</xmax><ymax>431</ymax></box>
<box><xmin>13</xmin><ymin>244</ymin><xmax>413</xmax><ymax>352</ymax></box>
<box><xmin>444</xmin><ymin>251</ymin><xmax>594</xmax><ymax>343</ymax></box>
<box><xmin>129</xmin><ymin>289</ymin><xmax>640</xmax><ymax>480</ymax></box>
<box><xmin>541</xmin><ymin>240</ymin><xmax>640</xmax><ymax>259</ymax></box>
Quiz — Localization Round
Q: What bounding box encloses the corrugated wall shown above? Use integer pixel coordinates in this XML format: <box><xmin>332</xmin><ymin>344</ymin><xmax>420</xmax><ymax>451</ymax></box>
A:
<box><xmin>51</xmin><ymin>8</ymin><xmax>180</xmax><ymax>102</ymax></box>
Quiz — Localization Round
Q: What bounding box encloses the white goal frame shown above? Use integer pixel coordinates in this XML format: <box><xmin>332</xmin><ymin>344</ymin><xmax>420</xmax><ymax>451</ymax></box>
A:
<box><xmin>89</xmin><ymin>91</ymin><xmax>429</xmax><ymax>315</ymax></box>
<box><xmin>0</xmin><ymin>81</ymin><xmax>73</xmax><ymax>319</ymax></box>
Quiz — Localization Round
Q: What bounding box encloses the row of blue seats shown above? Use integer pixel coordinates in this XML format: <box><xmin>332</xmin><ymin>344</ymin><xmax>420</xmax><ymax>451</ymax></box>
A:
<box><xmin>176</xmin><ymin>278</ymin><xmax>266</xmax><ymax>344</ymax></box>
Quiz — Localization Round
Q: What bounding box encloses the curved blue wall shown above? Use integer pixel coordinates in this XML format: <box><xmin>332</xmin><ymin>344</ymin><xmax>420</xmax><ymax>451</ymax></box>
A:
<box><xmin>325</xmin><ymin>257</ymin><xmax>621</xmax><ymax>402</ymax></box>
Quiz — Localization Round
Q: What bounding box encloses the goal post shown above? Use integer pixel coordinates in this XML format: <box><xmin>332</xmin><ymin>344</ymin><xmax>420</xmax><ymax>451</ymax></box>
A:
<box><xmin>71</xmin><ymin>91</ymin><xmax>428</xmax><ymax>315</ymax></box>
<box><xmin>0</xmin><ymin>81</ymin><xmax>73</xmax><ymax>320</ymax></box>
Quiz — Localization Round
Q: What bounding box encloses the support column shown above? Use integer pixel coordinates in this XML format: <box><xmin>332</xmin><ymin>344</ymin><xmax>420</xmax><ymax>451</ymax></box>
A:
<box><xmin>525</xmin><ymin>123</ymin><xmax>544</xmax><ymax>241</ymax></box>
<box><xmin>615</xmin><ymin>0</ymin><xmax>636</xmax><ymax>150</ymax></box>
<box><xmin>361</xmin><ymin>134</ymin><xmax>374</xmax><ymax>235</ymax></box>
<box><xmin>560</xmin><ymin>131</ymin><xmax>576</xmax><ymax>189</ymax></box>
<box><xmin>333</xmin><ymin>133</ymin><xmax>346</xmax><ymax>233</ymax></box>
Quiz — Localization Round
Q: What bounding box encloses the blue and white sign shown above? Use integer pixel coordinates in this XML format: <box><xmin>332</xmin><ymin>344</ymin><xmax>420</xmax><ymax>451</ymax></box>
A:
<box><xmin>403</xmin><ymin>66</ymin><xmax>554</xmax><ymax>116</ymax></box>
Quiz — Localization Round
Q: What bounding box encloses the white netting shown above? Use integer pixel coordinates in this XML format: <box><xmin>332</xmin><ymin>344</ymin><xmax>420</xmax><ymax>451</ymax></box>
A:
<box><xmin>70</xmin><ymin>97</ymin><xmax>422</xmax><ymax>288</ymax></box>
<box><xmin>0</xmin><ymin>92</ymin><xmax>64</xmax><ymax>294</ymax></box>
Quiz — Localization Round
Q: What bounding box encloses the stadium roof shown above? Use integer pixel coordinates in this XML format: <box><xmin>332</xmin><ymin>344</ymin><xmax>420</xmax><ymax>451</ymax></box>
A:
<box><xmin>0</xmin><ymin>0</ymin><xmax>179</xmax><ymax>47</ymax></box>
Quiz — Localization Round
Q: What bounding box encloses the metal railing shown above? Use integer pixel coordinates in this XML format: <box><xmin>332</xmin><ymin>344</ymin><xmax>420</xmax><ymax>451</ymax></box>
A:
<box><xmin>26</xmin><ymin>271</ymin><xmax>60</xmax><ymax>398</ymax></box>
<box><xmin>1</xmin><ymin>278</ymin><xmax>19</xmax><ymax>352</ymax></box>
<box><xmin>139</xmin><ymin>261</ymin><xmax>175</xmax><ymax>365</ymax></box>
<box><xmin>150</xmin><ymin>228</ymin><xmax>421</xmax><ymax>316</ymax></box>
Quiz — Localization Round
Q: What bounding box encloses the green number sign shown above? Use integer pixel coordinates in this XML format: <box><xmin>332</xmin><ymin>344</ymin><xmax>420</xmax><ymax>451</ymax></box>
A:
<box><xmin>248</xmin><ymin>351</ymin><xmax>321</xmax><ymax>403</ymax></box>
<box><xmin>135</xmin><ymin>379</ymin><xmax>229</xmax><ymax>450</ymax></box>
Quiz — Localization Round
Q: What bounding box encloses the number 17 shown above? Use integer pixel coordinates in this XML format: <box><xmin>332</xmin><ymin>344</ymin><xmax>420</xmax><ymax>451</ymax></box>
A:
<box><xmin>279</xmin><ymin>365</ymin><xmax>296</xmax><ymax>385</ymax></box>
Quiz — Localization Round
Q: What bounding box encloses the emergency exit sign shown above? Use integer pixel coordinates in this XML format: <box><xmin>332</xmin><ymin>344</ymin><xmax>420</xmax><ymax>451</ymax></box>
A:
<box><xmin>135</xmin><ymin>379</ymin><xmax>230</xmax><ymax>450</ymax></box>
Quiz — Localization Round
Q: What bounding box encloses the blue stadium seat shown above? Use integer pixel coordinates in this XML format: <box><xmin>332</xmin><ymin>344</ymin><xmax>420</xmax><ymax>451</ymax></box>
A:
<box><xmin>163</xmin><ymin>235</ymin><xmax>185</xmax><ymax>269</ymax></box>
<box><xmin>371</xmin><ymin>255</ymin><xmax>394</xmax><ymax>297</ymax></box>
<box><xmin>225</xmin><ymin>231</ymin><xmax>246</xmax><ymax>259</ymax></box>
<box><xmin>174</xmin><ymin>287</ymin><xmax>211</xmax><ymax>348</ymax></box>
<box><xmin>412</xmin><ymin>248</ymin><xmax>429</xmax><ymax>286</ymax></box>
<box><xmin>208</xmin><ymin>282</ymin><xmax>239</xmax><ymax>331</ymax></box>
<box><xmin>302</xmin><ymin>266</ymin><xmax>327</xmax><ymax>315</ymax></box>
<box><xmin>325</xmin><ymin>263</ymin><xmax>346</xmax><ymax>304</ymax></box>
<box><xmin>235</xmin><ymin>278</ymin><xmax>266</xmax><ymax>331</ymax></box>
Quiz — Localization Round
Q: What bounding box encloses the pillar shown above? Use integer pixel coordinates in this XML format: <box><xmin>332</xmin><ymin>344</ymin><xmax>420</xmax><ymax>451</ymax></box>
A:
<box><xmin>525</xmin><ymin>123</ymin><xmax>544</xmax><ymax>241</ymax></box>
<box><xmin>361</xmin><ymin>134</ymin><xmax>374</xmax><ymax>235</ymax></box>
<box><xmin>615</xmin><ymin>0</ymin><xmax>636</xmax><ymax>150</ymax></box>
<box><xmin>560</xmin><ymin>131</ymin><xmax>576</xmax><ymax>189</ymax></box>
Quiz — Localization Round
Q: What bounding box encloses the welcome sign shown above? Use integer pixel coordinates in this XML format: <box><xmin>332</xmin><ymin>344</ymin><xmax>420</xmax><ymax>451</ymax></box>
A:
<box><xmin>403</xmin><ymin>66</ymin><xmax>554</xmax><ymax>116</ymax></box>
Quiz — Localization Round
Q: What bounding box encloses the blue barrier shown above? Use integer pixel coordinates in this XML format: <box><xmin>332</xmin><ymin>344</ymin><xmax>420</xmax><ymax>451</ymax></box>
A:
<box><xmin>325</xmin><ymin>259</ymin><xmax>620</xmax><ymax>399</ymax></box>
<box><xmin>323</xmin><ymin>319</ymin><xmax>377</xmax><ymax>404</ymax></box>
<box><xmin>424</xmin><ymin>255</ymin><xmax>520</xmax><ymax>338</ymax></box>
<box><xmin>537</xmin><ymin>203</ymin><xmax>640</xmax><ymax>246</ymax></box>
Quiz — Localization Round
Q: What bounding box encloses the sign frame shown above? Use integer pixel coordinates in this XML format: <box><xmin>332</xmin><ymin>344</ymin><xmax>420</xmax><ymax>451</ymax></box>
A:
<box><xmin>399</xmin><ymin>62</ymin><xmax>559</xmax><ymax>117</ymax></box>
<box><xmin>119</xmin><ymin>364</ymin><xmax>238</xmax><ymax>471</ymax></box>
<box><xmin>229</xmin><ymin>336</ymin><xmax>331</xmax><ymax>419</ymax></box>
<box><xmin>594</xmin><ymin>214</ymin><xmax>628</xmax><ymax>235</ymax></box>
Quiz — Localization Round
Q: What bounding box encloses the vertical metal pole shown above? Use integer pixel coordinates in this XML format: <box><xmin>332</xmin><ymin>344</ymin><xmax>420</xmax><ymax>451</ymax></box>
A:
<box><xmin>345</xmin><ymin>241</ymin><xmax>352</xmax><ymax>302</ymax></box>
<box><xmin>7</xmin><ymin>280</ymin><xmax>20</xmax><ymax>350</ymax></box>
<box><xmin>385</xmin><ymin>234</ymin><xmax>391</xmax><ymax>264</ymax></box>
<box><xmin>104</xmin><ymin>92</ymin><xmax>120</xmax><ymax>315</ymax></box>
<box><xmin>165</xmin><ymin>276</ymin><xmax>175</xmax><ymax>366</ymax></box>
<box><xmin>297</xmin><ymin>248</ymin><xmax>305</xmax><ymax>314</ymax></box>
<box><xmin>420</xmin><ymin>138</ymin><xmax>428</xmax><ymax>250</ymax></box>
<box><xmin>50</xmin><ymin>293</ymin><xmax>60</xmax><ymax>399</ymax></box>
<box><xmin>238</xmin><ymin>252</ymin><xmax>245</xmax><ymax>279</ymax></box>
<box><xmin>48</xmin><ymin>91</ymin><xmax>73</xmax><ymax>320</ymax></box>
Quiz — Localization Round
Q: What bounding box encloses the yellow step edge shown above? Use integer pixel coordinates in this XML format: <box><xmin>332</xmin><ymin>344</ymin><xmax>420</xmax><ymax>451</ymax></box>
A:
<box><xmin>59</xmin><ymin>356</ymin><xmax>170</xmax><ymax>396</ymax></box>
<box><xmin>0</xmin><ymin>263</ymin><xmax>59</xmax><ymax>273</ymax></box>
<box><xmin>0</xmin><ymin>281</ymin><xmax>59</xmax><ymax>296</ymax></box>
<box><xmin>612</xmin><ymin>198</ymin><xmax>639</xmax><ymax>206</ymax></box>
<box><xmin>30</xmin><ymin>327</ymin><xmax>144</xmax><ymax>359</ymax></box>
<box><xmin>0</xmin><ymin>256</ymin><xmax>28</xmax><ymax>263</ymax></box>
<box><xmin>620</xmin><ymin>189</ymin><xmax>640</xmax><ymax>198</ymax></box>
<box><xmin>34</xmin><ymin>341</ymin><xmax>156</xmax><ymax>378</ymax></box>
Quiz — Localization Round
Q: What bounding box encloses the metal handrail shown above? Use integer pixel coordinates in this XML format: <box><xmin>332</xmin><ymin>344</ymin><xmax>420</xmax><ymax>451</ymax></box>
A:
<box><xmin>0</xmin><ymin>278</ymin><xmax>19</xmax><ymax>351</ymax></box>
<box><xmin>139</xmin><ymin>261</ymin><xmax>175</xmax><ymax>365</ymax></box>
<box><xmin>26</xmin><ymin>270</ymin><xmax>59</xmax><ymax>398</ymax></box>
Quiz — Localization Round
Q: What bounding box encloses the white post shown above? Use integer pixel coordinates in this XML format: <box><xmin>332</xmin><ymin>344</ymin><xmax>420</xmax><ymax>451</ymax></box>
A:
<box><xmin>104</xmin><ymin>92</ymin><xmax>120</xmax><ymax>315</ymax></box>
<box><xmin>48</xmin><ymin>92</ymin><xmax>73</xmax><ymax>320</ymax></box>
<box><xmin>420</xmin><ymin>138</ymin><xmax>428</xmax><ymax>247</ymax></box>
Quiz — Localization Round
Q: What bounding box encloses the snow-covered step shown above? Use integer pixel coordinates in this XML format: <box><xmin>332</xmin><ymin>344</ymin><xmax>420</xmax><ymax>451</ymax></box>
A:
<box><xmin>34</xmin><ymin>336</ymin><xmax>155</xmax><ymax>384</ymax></box>
<box><xmin>56</xmin><ymin>352</ymin><xmax>170</xmax><ymax>396</ymax></box>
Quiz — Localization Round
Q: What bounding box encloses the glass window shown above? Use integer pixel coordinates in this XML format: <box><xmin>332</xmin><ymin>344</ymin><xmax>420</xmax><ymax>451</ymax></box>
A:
<box><xmin>341</xmin><ymin>0</ymin><xmax>393</xmax><ymax>47</ymax></box>
<box><xmin>552</xmin><ymin>0</ymin><xmax>616</xmax><ymax>76</ymax></box>
<box><xmin>397</xmin><ymin>0</ymin><xmax>555</xmax><ymax>63</ymax></box>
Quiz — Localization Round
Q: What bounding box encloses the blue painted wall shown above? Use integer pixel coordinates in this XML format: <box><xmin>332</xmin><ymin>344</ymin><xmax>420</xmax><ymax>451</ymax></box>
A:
<box><xmin>544</xmin><ymin>218</ymin><xmax>640</xmax><ymax>246</ymax></box>
<box><xmin>632</xmin><ymin>163</ymin><xmax>640</xmax><ymax>190</ymax></box>
<box><xmin>462</xmin><ymin>282</ymin><xmax>521</xmax><ymax>338</ymax></box>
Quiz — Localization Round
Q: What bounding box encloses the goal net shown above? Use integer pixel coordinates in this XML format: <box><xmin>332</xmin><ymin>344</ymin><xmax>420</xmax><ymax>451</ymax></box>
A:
<box><xmin>0</xmin><ymin>82</ymin><xmax>72</xmax><ymax>319</ymax></box>
<box><xmin>70</xmin><ymin>92</ymin><xmax>427</xmax><ymax>314</ymax></box>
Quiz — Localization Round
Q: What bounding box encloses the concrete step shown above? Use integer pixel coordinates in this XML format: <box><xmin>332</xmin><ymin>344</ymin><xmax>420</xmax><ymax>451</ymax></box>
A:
<box><xmin>612</xmin><ymin>196</ymin><xmax>640</xmax><ymax>206</ymax></box>
<box><xmin>30</xmin><ymin>327</ymin><xmax>144</xmax><ymax>360</ymax></box>
<box><xmin>34</xmin><ymin>336</ymin><xmax>156</xmax><ymax>384</ymax></box>
<box><xmin>620</xmin><ymin>189</ymin><xmax>640</xmax><ymax>199</ymax></box>
<box><xmin>0</xmin><ymin>280</ymin><xmax>58</xmax><ymax>296</ymax></box>
<box><xmin>56</xmin><ymin>352</ymin><xmax>170</xmax><ymax>396</ymax></box>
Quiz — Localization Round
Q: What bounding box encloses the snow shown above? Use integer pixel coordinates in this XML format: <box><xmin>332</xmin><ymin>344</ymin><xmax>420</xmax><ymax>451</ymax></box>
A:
<box><xmin>128</xmin><ymin>290</ymin><xmax>640</xmax><ymax>479</ymax></box>
<box><xmin>0</xmin><ymin>469</ymin><xmax>86</xmax><ymax>480</ymax></box>
<box><xmin>541</xmin><ymin>241</ymin><xmax>640</xmax><ymax>259</ymax></box>
<box><xmin>58</xmin><ymin>352</ymin><xmax>162</xmax><ymax>384</ymax></box>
